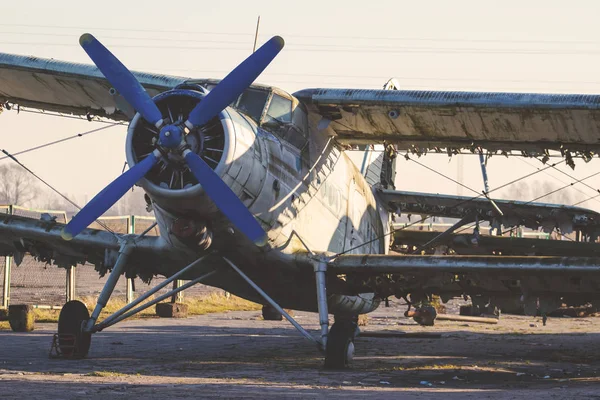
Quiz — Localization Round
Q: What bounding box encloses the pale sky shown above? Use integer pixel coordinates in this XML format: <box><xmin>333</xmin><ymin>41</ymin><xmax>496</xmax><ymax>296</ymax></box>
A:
<box><xmin>2</xmin><ymin>0</ymin><xmax>600</xmax><ymax>211</ymax></box>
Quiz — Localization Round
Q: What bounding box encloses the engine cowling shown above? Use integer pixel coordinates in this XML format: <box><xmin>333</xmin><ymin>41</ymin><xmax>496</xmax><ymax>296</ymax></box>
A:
<box><xmin>125</xmin><ymin>87</ymin><xmax>268</xmax><ymax>246</ymax></box>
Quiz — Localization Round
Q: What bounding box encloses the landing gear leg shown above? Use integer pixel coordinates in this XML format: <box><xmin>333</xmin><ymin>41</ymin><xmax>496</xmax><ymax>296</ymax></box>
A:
<box><xmin>84</xmin><ymin>243</ymin><xmax>133</xmax><ymax>332</ymax></box>
<box><xmin>55</xmin><ymin>242</ymin><xmax>132</xmax><ymax>358</ymax></box>
<box><xmin>315</xmin><ymin>258</ymin><xmax>357</xmax><ymax>369</ymax></box>
<box><xmin>314</xmin><ymin>258</ymin><xmax>329</xmax><ymax>350</ymax></box>
<box><xmin>224</xmin><ymin>256</ymin><xmax>357</xmax><ymax>369</ymax></box>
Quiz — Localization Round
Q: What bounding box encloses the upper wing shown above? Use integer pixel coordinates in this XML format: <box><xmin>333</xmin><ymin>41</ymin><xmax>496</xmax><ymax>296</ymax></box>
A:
<box><xmin>377</xmin><ymin>188</ymin><xmax>600</xmax><ymax>236</ymax></box>
<box><xmin>0</xmin><ymin>212</ymin><xmax>178</xmax><ymax>282</ymax></box>
<box><xmin>294</xmin><ymin>88</ymin><xmax>600</xmax><ymax>157</ymax></box>
<box><xmin>0</xmin><ymin>52</ymin><xmax>189</xmax><ymax>121</ymax></box>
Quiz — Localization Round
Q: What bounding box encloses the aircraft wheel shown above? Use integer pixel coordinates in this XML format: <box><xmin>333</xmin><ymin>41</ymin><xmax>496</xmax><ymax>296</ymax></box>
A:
<box><xmin>324</xmin><ymin>320</ymin><xmax>357</xmax><ymax>369</ymax></box>
<box><xmin>58</xmin><ymin>300</ymin><xmax>91</xmax><ymax>359</ymax></box>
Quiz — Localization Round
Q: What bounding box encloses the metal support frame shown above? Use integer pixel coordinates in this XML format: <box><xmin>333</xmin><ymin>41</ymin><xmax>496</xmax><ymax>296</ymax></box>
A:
<box><xmin>126</xmin><ymin>279</ymin><xmax>134</xmax><ymax>304</ymax></box>
<box><xmin>314</xmin><ymin>257</ymin><xmax>329</xmax><ymax>350</ymax></box>
<box><xmin>223</xmin><ymin>257</ymin><xmax>320</xmax><ymax>346</ymax></box>
<box><xmin>478</xmin><ymin>151</ymin><xmax>491</xmax><ymax>194</ymax></box>
<box><xmin>66</xmin><ymin>265</ymin><xmax>76</xmax><ymax>302</ymax></box>
<box><xmin>84</xmin><ymin>242</ymin><xmax>133</xmax><ymax>332</ymax></box>
<box><xmin>278</xmin><ymin>230</ymin><xmax>314</xmax><ymax>255</ymax></box>
<box><xmin>126</xmin><ymin>216</ymin><xmax>135</xmax><ymax>304</ymax></box>
<box><xmin>412</xmin><ymin>214</ymin><xmax>476</xmax><ymax>254</ymax></box>
<box><xmin>478</xmin><ymin>151</ymin><xmax>504</xmax><ymax>219</ymax></box>
<box><xmin>93</xmin><ymin>255</ymin><xmax>210</xmax><ymax>332</ymax></box>
<box><xmin>93</xmin><ymin>270</ymin><xmax>215</xmax><ymax>332</ymax></box>
<box><xmin>2</xmin><ymin>255</ymin><xmax>11</xmax><ymax>309</ymax></box>
<box><xmin>2</xmin><ymin>205</ymin><xmax>13</xmax><ymax>309</ymax></box>
<box><xmin>172</xmin><ymin>280</ymin><xmax>185</xmax><ymax>303</ymax></box>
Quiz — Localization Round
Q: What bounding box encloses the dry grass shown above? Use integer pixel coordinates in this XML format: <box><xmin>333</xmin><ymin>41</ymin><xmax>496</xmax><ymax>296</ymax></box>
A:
<box><xmin>86</xmin><ymin>370</ymin><xmax>130</xmax><ymax>377</ymax></box>
<box><xmin>184</xmin><ymin>292</ymin><xmax>261</xmax><ymax>315</ymax></box>
<box><xmin>0</xmin><ymin>293</ymin><xmax>261</xmax><ymax>328</ymax></box>
<box><xmin>393</xmin><ymin>363</ymin><xmax>471</xmax><ymax>371</ymax></box>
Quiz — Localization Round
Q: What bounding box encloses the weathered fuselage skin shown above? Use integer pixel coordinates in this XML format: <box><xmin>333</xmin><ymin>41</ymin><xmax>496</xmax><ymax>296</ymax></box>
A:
<box><xmin>125</xmin><ymin>89</ymin><xmax>387</xmax><ymax>314</ymax></box>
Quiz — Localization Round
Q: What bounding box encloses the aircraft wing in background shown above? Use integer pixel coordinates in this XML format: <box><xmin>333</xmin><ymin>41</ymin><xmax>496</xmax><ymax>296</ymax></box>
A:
<box><xmin>377</xmin><ymin>188</ymin><xmax>600</xmax><ymax>237</ymax></box>
<box><xmin>0</xmin><ymin>53</ymin><xmax>189</xmax><ymax>121</ymax></box>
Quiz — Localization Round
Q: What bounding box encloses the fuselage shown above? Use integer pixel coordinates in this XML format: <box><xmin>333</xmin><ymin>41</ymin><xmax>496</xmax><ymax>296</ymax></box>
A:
<box><xmin>125</xmin><ymin>81</ymin><xmax>387</xmax><ymax>314</ymax></box>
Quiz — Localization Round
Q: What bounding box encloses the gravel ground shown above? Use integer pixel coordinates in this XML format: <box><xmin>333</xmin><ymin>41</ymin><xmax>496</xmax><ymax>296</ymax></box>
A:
<box><xmin>1</xmin><ymin>303</ymin><xmax>600</xmax><ymax>399</ymax></box>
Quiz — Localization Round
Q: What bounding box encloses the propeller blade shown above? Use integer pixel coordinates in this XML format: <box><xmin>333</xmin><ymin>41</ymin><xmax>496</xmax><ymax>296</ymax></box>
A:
<box><xmin>185</xmin><ymin>36</ymin><xmax>284</xmax><ymax>129</ymax></box>
<box><xmin>62</xmin><ymin>151</ymin><xmax>160</xmax><ymax>240</ymax></box>
<box><xmin>183</xmin><ymin>150</ymin><xmax>268</xmax><ymax>246</ymax></box>
<box><xmin>79</xmin><ymin>33</ymin><xmax>163</xmax><ymax>126</ymax></box>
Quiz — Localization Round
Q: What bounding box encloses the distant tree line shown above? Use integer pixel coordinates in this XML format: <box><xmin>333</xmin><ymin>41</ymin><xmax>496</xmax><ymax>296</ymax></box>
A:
<box><xmin>0</xmin><ymin>164</ymin><xmax>149</xmax><ymax>216</ymax></box>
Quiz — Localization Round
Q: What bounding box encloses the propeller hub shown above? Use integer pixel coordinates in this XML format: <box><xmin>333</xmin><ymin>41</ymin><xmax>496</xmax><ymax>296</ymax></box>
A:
<box><xmin>159</xmin><ymin>124</ymin><xmax>183</xmax><ymax>149</ymax></box>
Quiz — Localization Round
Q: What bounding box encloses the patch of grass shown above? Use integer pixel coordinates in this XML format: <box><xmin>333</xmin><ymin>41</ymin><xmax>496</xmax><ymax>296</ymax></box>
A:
<box><xmin>33</xmin><ymin>309</ymin><xmax>61</xmax><ymax>323</ymax></box>
<box><xmin>79</xmin><ymin>296</ymin><xmax>156</xmax><ymax>319</ymax></box>
<box><xmin>184</xmin><ymin>292</ymin><xmax>261</xmax><ymax>315</ymax></box>
<box><xmin>4</xmin><ymin>293</ymin><xmax>261</xmax><ymax>324</ymax></box>
<box><xmin>394</xmin><ymin>363</ymin><xmax>467</xmax><ymax>371</ymax></box>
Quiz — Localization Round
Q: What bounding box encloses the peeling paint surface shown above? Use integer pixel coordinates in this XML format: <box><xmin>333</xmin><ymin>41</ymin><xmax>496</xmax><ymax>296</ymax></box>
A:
<box><xmin>295</xmin><ymin>88</ymin><xmax>600</xmax><ymax>154</ymax></box>
<box><xmin>0</xmin><ymin>53</ymin><xmax>188</xmax><ymax>119</ymax></box>
<box><xmin>378</xmin><ymin>189</ymin><xmax>600</xmax><ymax>236</ymax></box>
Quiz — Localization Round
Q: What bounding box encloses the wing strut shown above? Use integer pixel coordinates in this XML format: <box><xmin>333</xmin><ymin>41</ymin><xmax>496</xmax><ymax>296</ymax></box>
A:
<box><xmin>412</xmin><ymin>214</ymin><xmax>476</xmax><ymax>254</ymax></box>
<box><xmin>478</xmin><ymin>151</ymin><xmax>504</xmax><ymax>218</ymax></box>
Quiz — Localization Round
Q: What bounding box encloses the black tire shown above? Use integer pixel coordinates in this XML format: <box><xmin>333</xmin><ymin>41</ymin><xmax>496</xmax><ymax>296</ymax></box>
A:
<box><xmin>324</xmin><ymin>321</ymin><xmax>357</xmax><ymax>369</ymax></box>
<box><xmin>262</xmin><ymin>305</ymin><xmax>283</xmax><ymax>321</ymax></box>
<box><xmin>58</xmin><ymin>300</ymin><xmax>91</xmax><ymax>359</ymax></box>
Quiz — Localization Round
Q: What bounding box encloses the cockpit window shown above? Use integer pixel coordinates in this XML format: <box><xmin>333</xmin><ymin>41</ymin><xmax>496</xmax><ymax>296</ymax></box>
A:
<box><xmin>235</xmin><ymin>89</ymin><xmax>269</xmax><ymax>122</ymax></box>
<box><xmin>292</xmin><ymin>103</ymin><xmax>308</xmax><ymax>134</ymax></box>
<box><xmin>266</xmin><ymin>94</ymin><xmax>292</xmax><ymax>124</ymax></box>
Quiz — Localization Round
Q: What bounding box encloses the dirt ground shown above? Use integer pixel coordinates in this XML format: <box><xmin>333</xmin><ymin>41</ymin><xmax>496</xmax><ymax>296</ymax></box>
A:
<box><xmin>1</xmin><ymin>302</ymin><xmax>600</xmax><ymax>399</ymax></box>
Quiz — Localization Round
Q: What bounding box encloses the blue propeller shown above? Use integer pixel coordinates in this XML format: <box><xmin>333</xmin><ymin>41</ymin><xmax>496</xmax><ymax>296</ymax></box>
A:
<box><xmin>62</xmin><ymin>151</ymin><xmax>159</xmax><ymax>240</ymax></box>
<box><xmin>184</xmin><ymin>150</ymin><xmax>267</xmax><ymax>246</ymax></box>
<box><xmin>79</xmin><ymin>34</ymin><xmax>164</xmax><ymax>127</ymax></box>
<box><xmin>62</xmin><ymin>34</ymin><xmax>281</xmax><ymax>246</ymax></box>
<box><xmin>185</xmin><ymin>36</ymin><xmax>284</xmax><ymax>129</ymax></box>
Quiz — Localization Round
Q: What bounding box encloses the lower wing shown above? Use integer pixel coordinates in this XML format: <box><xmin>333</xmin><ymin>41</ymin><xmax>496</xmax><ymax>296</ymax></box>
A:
<box><xmin>0</xmin><ymin>212</ymin><xmax>178</xmax><ymax>282</ymax></box>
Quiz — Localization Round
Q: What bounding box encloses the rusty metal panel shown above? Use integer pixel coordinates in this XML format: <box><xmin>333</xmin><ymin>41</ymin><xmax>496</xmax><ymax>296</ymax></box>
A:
<box><xmin>330</xmin><ymin>254</ymin><xmax>600</xmax><ymax>275</ymax></box>
<box><xmin>295</xmin><ymin>88</ymin><xmax>600</xmax><ymax>153</ymax></box>
<box><xmin>378</xmin><ymin>189</ymin><xmax>600</xmax><ymax>235</ymax></box>
<box><xmin>0</xmin><ymin>52</ymin><xmax>188</xmax><ymax>120</ymax></box>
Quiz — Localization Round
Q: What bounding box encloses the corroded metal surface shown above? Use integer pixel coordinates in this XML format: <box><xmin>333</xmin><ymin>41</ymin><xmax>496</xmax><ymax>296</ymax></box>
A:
<box><xmin>0</xmin><ymin>53</ymin><xmax>188</xmax><ymax>119</ymax></box>
<box><xmin>330</xmin><ymin>254</ymin><xmax>600</xmax><ymax>274</ymax></box>
<box><xmin>392</xmin><ymin>229</ymin><xmax>600</xmax><ymax>256</ymax></box>
<box><xmin>0</xmin><ymin>213</ymin><xmax>179</xmax><ymax>282</ymax></box>
<box><xmin>378</xmin><ymin>189</ymin><xmax>600</xmax><ymax>236</ymax></box>
<box><xmin>295</xmin><ymin>88</ymin><xmax>600</xmax><ymax>155</ymax></box>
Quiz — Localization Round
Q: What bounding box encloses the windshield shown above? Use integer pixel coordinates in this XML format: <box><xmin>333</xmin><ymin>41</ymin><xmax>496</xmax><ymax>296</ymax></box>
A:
<box><xmin>235</xmin><ymin>89</ymin><xmax>269</xmax><ymax>122</ymax></box>
<box><xmin>266</xmin><ymin>94</ymin><xmax>292</xmax><ymax>124</ymax></box>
